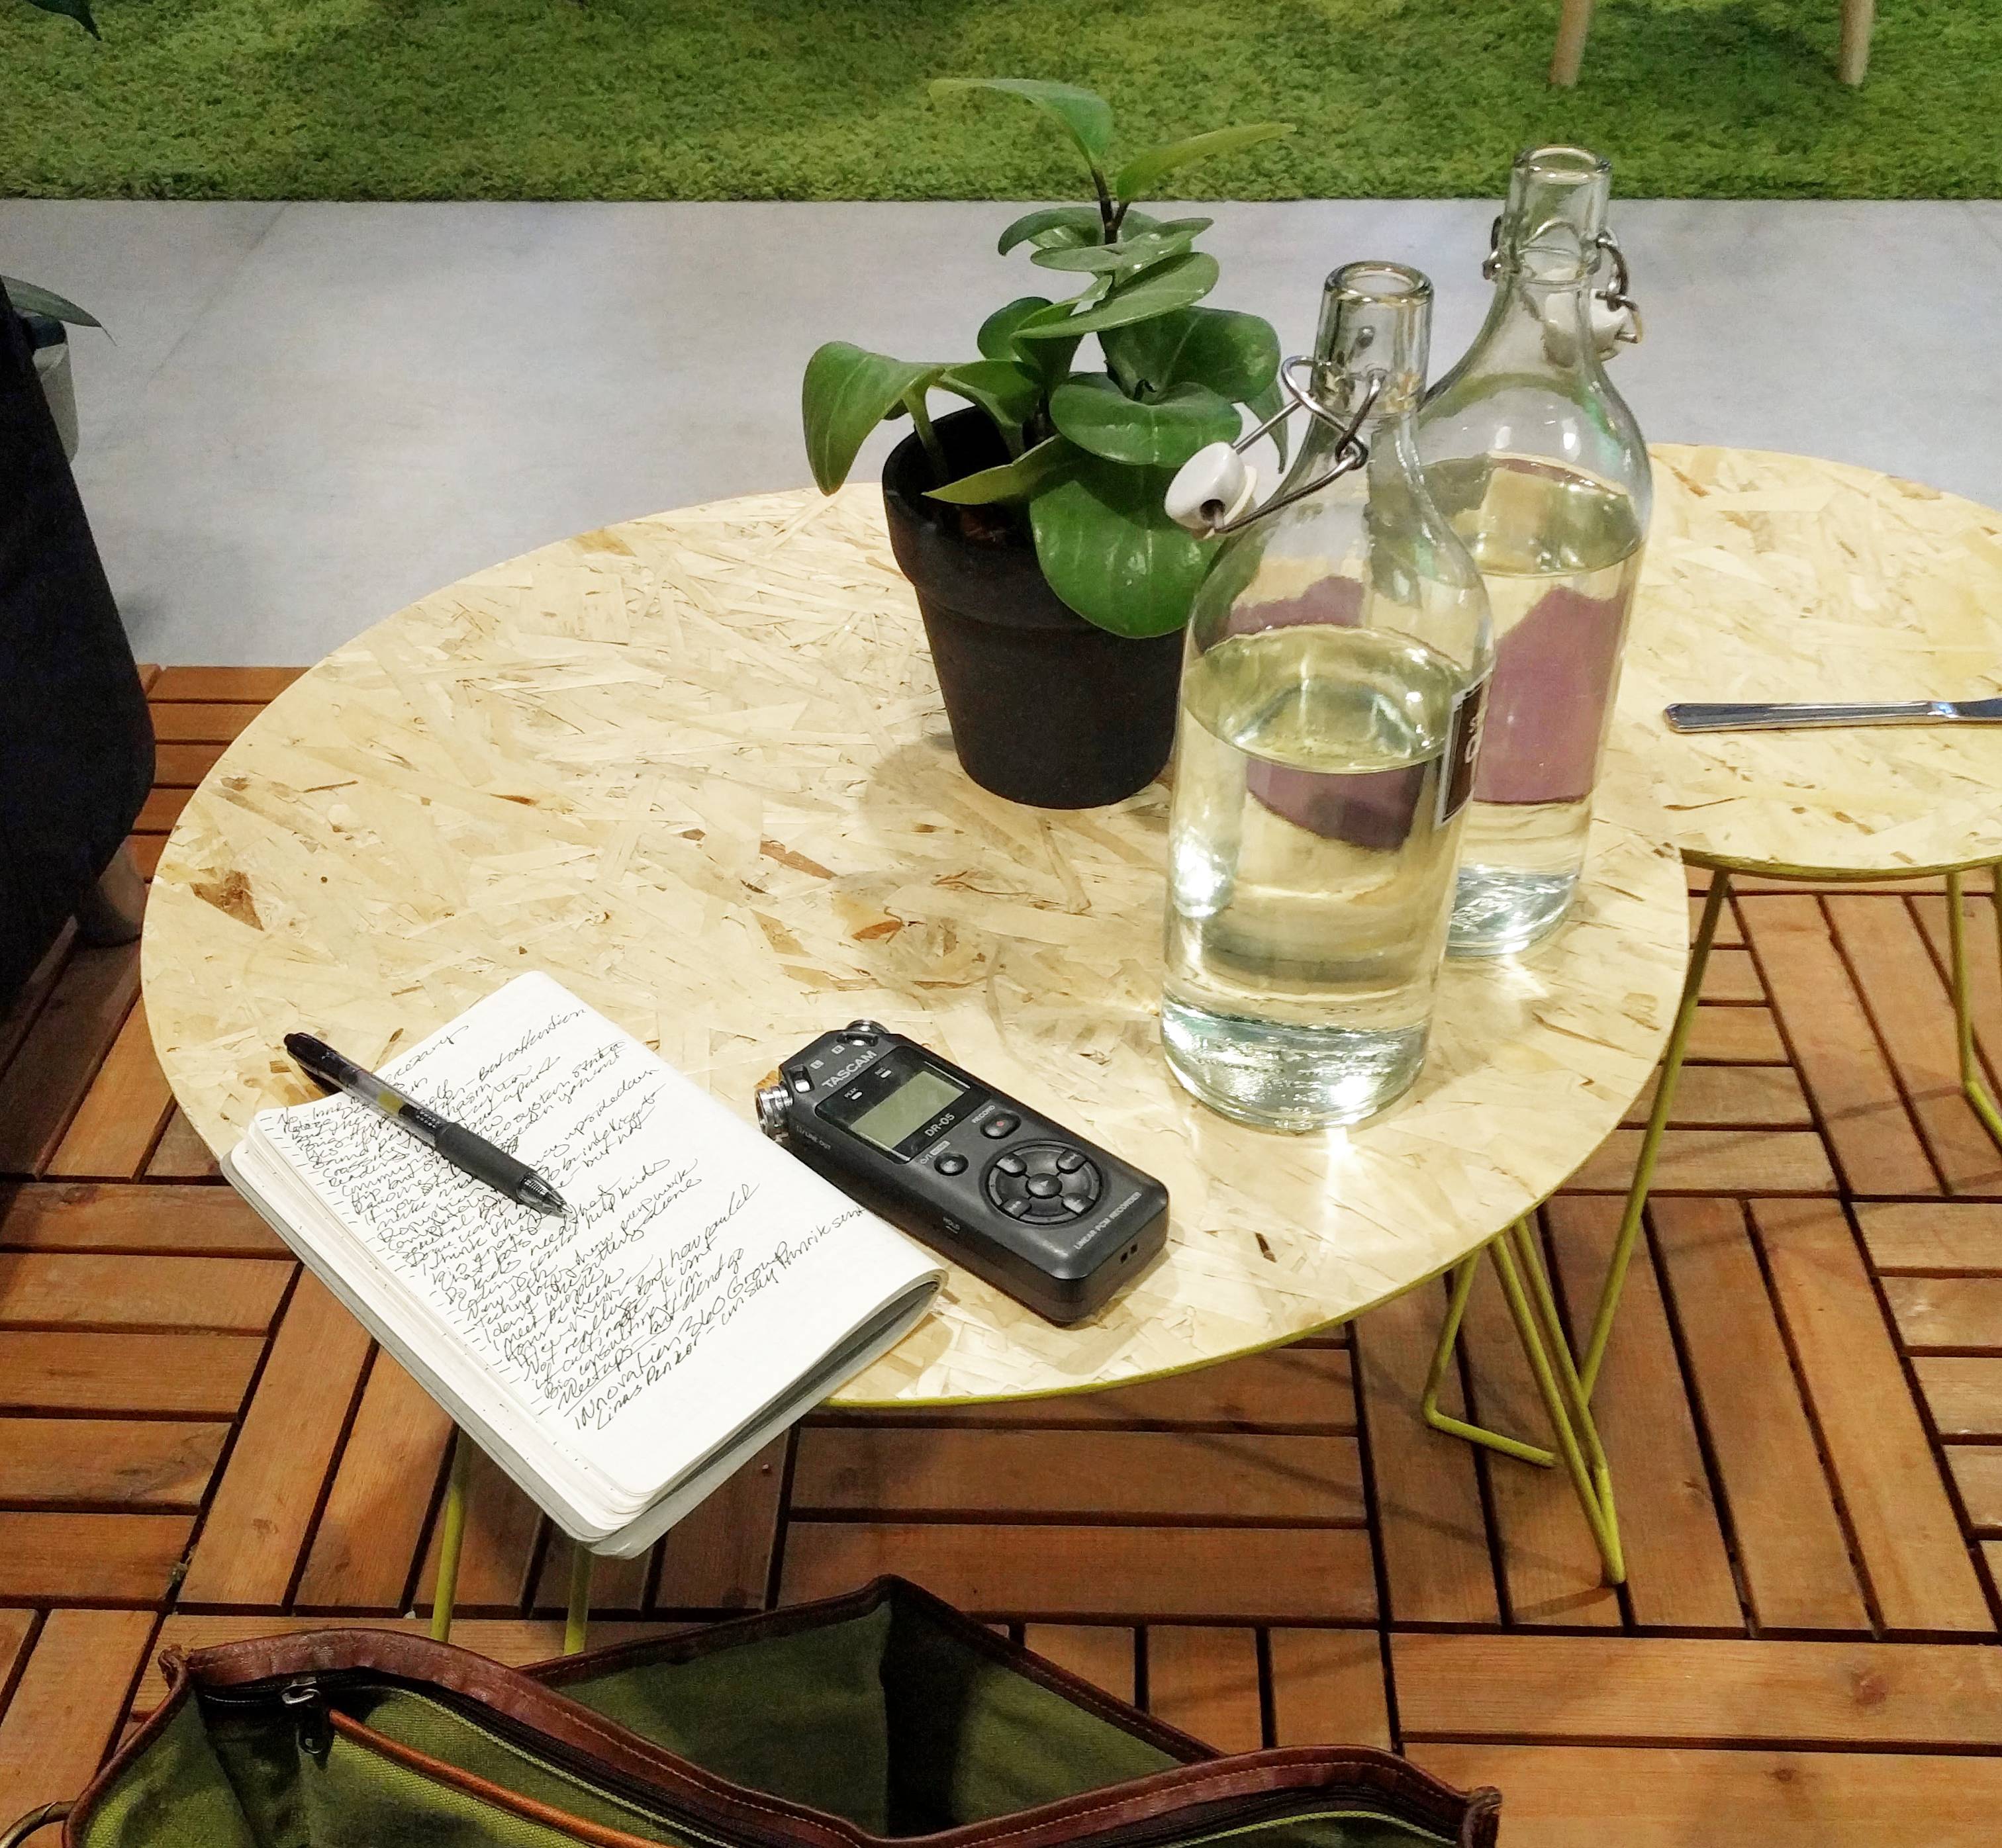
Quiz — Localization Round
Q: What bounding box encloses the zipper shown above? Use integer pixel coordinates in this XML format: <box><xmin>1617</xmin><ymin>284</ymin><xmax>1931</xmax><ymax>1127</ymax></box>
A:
<box><xmin>201</xmin><ymin>1674</ymin><xmax>1454</xmax><ymax>1848</ymax></box>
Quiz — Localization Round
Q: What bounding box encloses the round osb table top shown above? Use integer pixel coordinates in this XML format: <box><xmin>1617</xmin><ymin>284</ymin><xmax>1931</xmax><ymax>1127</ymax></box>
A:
<box><xmin>142</xmin><ymin>484</ymin><xmax>1687</xmax><ymax>1405</ymax></box>
<box><xmin>1624</xmin><ymin>444</ymin><xmax>2002</xmax><ymax>879</ymax></box>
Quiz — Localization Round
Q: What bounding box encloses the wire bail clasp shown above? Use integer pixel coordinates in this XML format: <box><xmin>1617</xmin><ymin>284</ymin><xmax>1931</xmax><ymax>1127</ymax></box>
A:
<box><xmin>1165</xmin><ymin>359</ymin><xmax>1384</xmax><ymax>540</ymax></box>
<box><xmin>1482</xmin><ymin>218</ymin><xmax>1644</xmax><ymax>357</ymax></box>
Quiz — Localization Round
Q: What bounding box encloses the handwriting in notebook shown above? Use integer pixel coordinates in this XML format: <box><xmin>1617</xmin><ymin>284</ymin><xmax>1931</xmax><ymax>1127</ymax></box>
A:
<box><xmin>264</xmin><ymin>990</ymin><xmax>859</xmax><ymax>1433</ymax></box>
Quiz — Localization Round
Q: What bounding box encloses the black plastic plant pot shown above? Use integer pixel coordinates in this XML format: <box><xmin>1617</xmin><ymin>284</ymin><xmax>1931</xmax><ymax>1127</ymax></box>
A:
<box><xmin>881</xmin><ymin>408</ymin><xmax>1182</xmax><ymax>810</ymax></box>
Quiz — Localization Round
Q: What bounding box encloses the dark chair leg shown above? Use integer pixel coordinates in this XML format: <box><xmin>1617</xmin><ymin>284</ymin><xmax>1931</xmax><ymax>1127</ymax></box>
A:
<box><xmin>74</xmin><ymin>841</ymin><xmax>144</xmax><ymax>945</ymax></box>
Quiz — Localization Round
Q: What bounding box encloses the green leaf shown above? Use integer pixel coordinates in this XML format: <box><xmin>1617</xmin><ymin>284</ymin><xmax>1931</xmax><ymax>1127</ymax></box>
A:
<box><xmin>1015</xmin><ymin>253</ymin><xmax>1219</xmax><ymax>342</ymax></box>
<box><xmin>1100</xmin><ymin>306</ymin><xmax>1279</xmax><ymax>404</ymax></box>
<box><xmin>1030</xmin><ymin>457</ymin><xmax>1214</xmax><ymax>637</ymax></box>
<box><xmin>936</xmin><ymin>359</ymin><xmax>1043</xmax><ymax>451</ymax></box>
<box><xmin>997</xmin><ymin>207</ymin><xmax>1099</xmax><ymax>255</ymax></box>
<box><xmin>800</xmin><ymin>343</ymin><xmax>942</xmax><ymax>494</ymax></box>
<box><xmin>1247</xmin><ymin>379</ymin><xmax>1290</xmax><ymax>469</ymax></box>
<box><xmin>1049</xmin><ymin>375</ymin><xmax>1240</xmax><ymax>468</ymax></box>
<box><xmin>997</xmin><ymin>206</ymin><xmax>1161</xmax><ymax>256</ymax></box>
<box><xmin>1112</xmin><ymin>124</ymin><xmax>1293</xmax><ymax>203</ymax></box>
<box><xmin>2</xmin><ymin>277</ymin><xmax>101</xmax><ymax>328</ymax></box>
<box><xmin>931</xmin><ymin>78</ymin><xmax>1115</xmax><ymax>169</ymax></box>
<box><xmin>926</xmin><ymin>434</ymin><xmax>1081</xmax><ymax>506</ymax></box>
<box><xmin>21</xmin><ymin>0</ymin><xmax>98</xmax><ymax>33</ymax></box>
<box><xmin>978</xmin><ymin>297</ymin><xmax>1053</xmax><ymax>361</ymax></box>
<box><xmin>1029</xmin><ymin>218</ymin><xmax>1212</xmax><ymax>275</ymax></box>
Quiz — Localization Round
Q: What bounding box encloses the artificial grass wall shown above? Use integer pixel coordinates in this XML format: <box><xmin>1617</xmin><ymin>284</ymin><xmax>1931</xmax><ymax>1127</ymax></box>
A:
<box><xmin>1</xmin><ymin>0</ymin><xmax>1995</xmax><ymax>201</ymax></box>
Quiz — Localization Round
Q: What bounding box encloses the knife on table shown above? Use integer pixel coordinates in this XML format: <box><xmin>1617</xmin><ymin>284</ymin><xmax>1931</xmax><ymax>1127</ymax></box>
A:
<box><xmin>1664</xmin><ymin>698</ymin><xmax>2002</xmax><ymax>733</ymax></box>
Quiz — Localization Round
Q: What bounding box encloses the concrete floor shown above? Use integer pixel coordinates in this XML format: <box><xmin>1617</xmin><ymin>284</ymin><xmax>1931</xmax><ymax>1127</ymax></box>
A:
<box><xmin>5</xmin><ymin>197</ymin><xmax>2001</xmax><ymax>664</ymax></box>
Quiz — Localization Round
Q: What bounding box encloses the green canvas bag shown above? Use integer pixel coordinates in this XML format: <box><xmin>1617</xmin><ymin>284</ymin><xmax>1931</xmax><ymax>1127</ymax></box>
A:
<box><xmin>11</xmin><ymin>1579</ymin><xmax>1498</xmax><ymax>1848</ymax></box>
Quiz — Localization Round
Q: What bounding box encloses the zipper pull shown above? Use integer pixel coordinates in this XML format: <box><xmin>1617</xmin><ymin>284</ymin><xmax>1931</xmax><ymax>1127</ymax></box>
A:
<box><xmin>280</xmin><ymin>1677</ymin><xmax>331</xmax><ymax>1762</ymax></box>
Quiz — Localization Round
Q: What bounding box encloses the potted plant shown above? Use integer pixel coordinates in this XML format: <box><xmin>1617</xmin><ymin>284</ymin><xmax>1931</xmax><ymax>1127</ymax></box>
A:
<box><xmin>802</xmin><ymin>79</ymin><xmax>1291</xmax><ymax>809</ymax></box>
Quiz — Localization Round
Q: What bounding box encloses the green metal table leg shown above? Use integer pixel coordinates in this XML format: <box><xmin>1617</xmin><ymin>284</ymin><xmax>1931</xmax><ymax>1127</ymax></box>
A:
<box><xmin>1421</xmin><ymin>1250</ymin><xmax>1556</xmax><ymax>1467</ymax></box>
<box><xmin>1491</xmin><ymin>1219</ymin><xmax>1626</xmax><ymax>1584</ymax></box>
<box><xmin>1949</xmin><ymin>867</ymin><xmax>2002</xmax><ymax>1152</ymax></box>
<box><xmin>1577</xmin><ymin>867</ymin><xmax>1731</xmax><ymax>1401</ymax></box>
<box><xmin>430</xmin><ymin>1428</ymin><xmax>472</xmax><ymax>1644</ymax></box>
<box><xmin>565</xmin><ymin>1544</ymin><xmax>594</xmax><ymax>1655</ymax></box>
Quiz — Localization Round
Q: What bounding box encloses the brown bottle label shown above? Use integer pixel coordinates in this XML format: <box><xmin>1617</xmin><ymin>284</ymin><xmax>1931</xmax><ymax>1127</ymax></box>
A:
<box><xmin>1439</xmin><ymin>673</ymin><xmax>1490</xmax><ymax>827</ymax></box>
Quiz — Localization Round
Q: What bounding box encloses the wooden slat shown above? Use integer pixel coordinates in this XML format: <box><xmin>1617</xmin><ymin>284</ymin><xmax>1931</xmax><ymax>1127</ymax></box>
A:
<box><xmin>146</xmin><ymin>703</ymin><xmax>260</xmax><ymax>744</ymax></box>
<box><xmin>1143</xmin><ymin>1627</ymin><xmax>1263</xmax><ymax>1751</ymax></box>
<box><xmin>653</xmin><ymin>1435</ymin><xmax>788</xmax><ymax>1612</ymax></box>
<box><xmin>789</xmin><ymin>1429</ymin><xmax>1364</xmax><ymax>1523</ymax></box>
<box><xmin>1353</xmin><ymin>1277</ymin><xmax>1499</xmax><ymax>1626</ymax></box>
<box><xmin>0</xmin><ymin>1183</ymin><xmax>283</xmax><ymax>1255</ymax></box>
<box><xmin>780</xmin><ymin>1524</ymin><xmax>1377</xmax><ymax>1622</ymax></box>
<box><xmin>415</xmin><ymin>1444</ymin><xmax>546</xmax><ymax>1614</ymax></box>
<box><xmin>1650</xmin><ymin>1197</ymin><xmax>1870</xmax><ymax>1631</ymax></box>
<box><xmin>1266</xmin><ymin>1628</ymin><xmax>1391</xmax><ymax>1751</ymax></box>
<box><xmin>148</xmin><ymin>667</ymin><xmax>304</xmax><ymax>702</ymax></box>
<box><xmin>1739</xmin><ymin>894</ymin><xmax>1936</xmax><ymax>1193</ymax></box>
<box><xmin>0</xmin><ymin>1331</ymin><xmax>261</xmax><ymax>1416</ymax></box>
<box><xmin>1825</xmin><ymin>896</ymin><xmax>2002</xmax><ymax>1193</ymax></box>
<box><xmin>1752</xmin><ymin>1198</ymin><xmax>1991</xmax><ymax>1634</ymax></box>
<box><xmin>1619</xmin><ymin>1064</ymin><xmax>1811</xmax><ymax>1128</ymax></box>
<box><xmin>1567</xmin><ymin>1129</ymin><xmax>1837</xmax><ymax>1195</ymax></box>
<box><xmin>0</xmin><ymin>945</ymin><xmax>140</xmax><ymax>1177</ymax></box>
<box><xmin>1885</xmin><ymin>1276</ymin><xmax>2002</xmax><ymax>1352</ymax></box>
<box><xmin>0</xmin><ymin>923</ymin><xmax>75</xmax><ymax>1078</ymax></box>
<box><xmin>133</xmin><ymin>1616</ymin><xmax>683</xmax><ymax>1716</ymax></box>
<box><xmin>0</xmin><ymin>1610</ymin><xmax>155</xmax><ymax>1819</ymax></box>
<box><xmin>1394</xmin><ymin>1633</ymin><xmax>2002</xmax><ymax>1747</ymax></box>
<box><xmin>295</xmin><ymin>1350</ymin><xmax>454</xmax><ymax>1611</ymax></box>
<box><xmin>179</xmin><ymin>1273</ymin><xmax>371</xmax><ymax>1605</ymax></box>
<box><xmin>7</xmin><ymin>1249</ymin><xmax>275</xmax><ymax>1344</ymax></box>
<box><xmin>534</xmin><ymin>1534</ymin><xmax>652</xmax><ymax>1616</ymax></box>
<box><xmin>1697</xmin><ymin>948</ymin><xmax>1764</xmax><ymax>1003</ymax></box>
<box><xmin>1543</xmin><ymin>1197</ymin><xmax>1742</xmax><ymax>1632</ymax></box>
<box><xmin>144</xmin><ymin>1110</ymin><xmax>223</xmax><ymax>1179</ymax></box>
<box><xmin>0</xmin><ymin>1512</ymin><xmax>191</xmax><ymax>1600</ymax></box>
<box><xmin>1685</xmin><ymin>1004</ymin><xmax>1788</xmax><ymax>1063</ymax></box>
<box><xmin>0</xmin><ymin>1417</ymin><xmax>226</xmax><ymax>1508</ymax></box>
<box><xmin>129</xmin><ymin>836</ymin><xmax>164</xmax><ymax>880</ymax></box>
<box><xmin>1914</xmin><ymin>1357</ymin><xmax>2002</xmax><ymax>1436</ymax></box>
<box><xmin>134</xmin><ymin>788</ymin><xmax>191</xmax><ymax>834</ymax></box>
<box><xmin>1860</xmin><ymin>1202</ymin><xmax>2002</xmax><ymax>1272</ymax></box>
<box><xmin>152</xmin><ymin>742</ymin><xmax>228</xmax><ymax>788</ymax></box>
<box><xmin>862</xmin><ymin>1346</ymin><xmax>1355</xmax><ymax>1432</ymax></box>
<box><xmin>0</xmin><ymin>1253</ymin><xmax>289</xmax><ymax>1332</ymax></box>
<box><xmin>1946</xmin><ymin>1447</ymin><xmax>2002</xmax><ymax>1532</ymax></box>
<box><xmin>1458</xmin><ymin>1242</ymin><xmax>1620</xmax><ymax>1628</ymax></box>
<box><xmin>1020</xmin><ymin>1626</ymin><xmax>1135</xmax><ymax>1703</ymax></box>
<box><xmin>1410</xmin><ymin>1743</ymin><xmax>2002</xmax><ymax>1847</ymax></box>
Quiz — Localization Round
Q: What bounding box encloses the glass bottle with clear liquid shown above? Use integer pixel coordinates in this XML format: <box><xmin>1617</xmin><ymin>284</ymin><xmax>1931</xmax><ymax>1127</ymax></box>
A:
<box><xmin>1160</xmin><ymin>263</ymin><xmax>1493</xmax><ymax>1131</ymax></box>
<box><xmin>1417</xmin><ymin>145</ymin><xmax>1651</xmax><ymax>958</ymax></box>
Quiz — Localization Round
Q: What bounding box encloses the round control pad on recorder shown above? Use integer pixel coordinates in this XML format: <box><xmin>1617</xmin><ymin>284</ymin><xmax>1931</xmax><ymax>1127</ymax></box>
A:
<box><xmin>984</xmin><ymin>1142</ymin><xmax>1101</xmax><ymax>1224</ymax></box>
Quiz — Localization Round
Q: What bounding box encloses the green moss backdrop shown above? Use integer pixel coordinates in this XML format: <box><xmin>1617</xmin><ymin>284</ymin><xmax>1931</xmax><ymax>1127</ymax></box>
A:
<box><xmin>1</xmin><ymin>0</ymin><xmax>1992</xmax><ymax>199</ymax></box>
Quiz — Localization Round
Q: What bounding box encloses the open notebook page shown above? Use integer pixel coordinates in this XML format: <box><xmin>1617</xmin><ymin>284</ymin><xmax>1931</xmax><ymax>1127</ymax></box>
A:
<box><xmin>242</xmin><ymin>974</ymin><xmax>939</xmax><ymax>1524</ymax></box>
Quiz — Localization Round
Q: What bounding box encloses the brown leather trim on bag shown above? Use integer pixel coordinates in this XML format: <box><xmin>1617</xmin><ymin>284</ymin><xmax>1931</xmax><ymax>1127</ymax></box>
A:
<box><xmin>68</xmin><ymin>1579</ymin><xmax>1498</xmax><ymax>1848</ymax></box>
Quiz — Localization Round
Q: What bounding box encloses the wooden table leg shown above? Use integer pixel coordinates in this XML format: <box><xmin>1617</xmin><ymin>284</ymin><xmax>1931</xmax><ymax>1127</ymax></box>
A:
<box><xmin>1838</xmin><ymin>0</ymin><xmax>1876</xmax><ymax>85</ymax></box>
<box><xmin>430</xmin><ymin>1430</ymin><xmax>472</xmax><ymax>1644</ymax></box>
<box><xmin>1550</xmin><ymin>0</ymin><xmax>1596</xmax><ymax>85</ymax></box>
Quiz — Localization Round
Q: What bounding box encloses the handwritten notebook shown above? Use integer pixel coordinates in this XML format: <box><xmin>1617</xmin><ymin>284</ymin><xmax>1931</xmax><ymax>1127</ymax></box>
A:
<box><xmin>222</xmin><ymin>973</ymin><xmax>944</xmax><ymax>1557</ymax></box>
